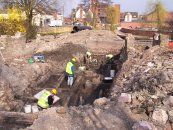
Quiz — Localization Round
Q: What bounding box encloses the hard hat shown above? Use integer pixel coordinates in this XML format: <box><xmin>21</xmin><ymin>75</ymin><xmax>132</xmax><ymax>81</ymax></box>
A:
<box><xmin>106</xmin><ymin>54</ymin><xmax>113</xmax><ymax>59</ymax></box>
<box><xmin>52</xmin><ymin>88</ymin><xmax>57</xmax><ymax>95</ymax></box>
<box><xmin>72</xmin><ymin>58</ymin><xmax>76</xmax><ymax>62</ymax></box>
<box><xmin>86</xmin><ymin>51</ymin><xmax>91</xmax><ymax>56</ymax></box>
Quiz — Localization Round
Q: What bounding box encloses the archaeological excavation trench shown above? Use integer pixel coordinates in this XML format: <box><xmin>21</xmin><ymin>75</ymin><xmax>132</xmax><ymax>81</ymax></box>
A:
<box><xmin>0</xmin><ymin>45</ymin><xmax>127</xmax><ymax>130</ymax></box>
<box><xmin>30</xmin><ymin>49</ymin><xmax>126</xmax><ymax>107</ymax></box>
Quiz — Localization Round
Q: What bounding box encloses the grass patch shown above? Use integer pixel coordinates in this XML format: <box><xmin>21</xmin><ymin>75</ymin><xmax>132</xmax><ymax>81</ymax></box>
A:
<box><xmin>38</xmin><ymin>32</ymin><xmax>69</xmax><ymax>36</ymax></box>
<box><xmin>38</xmin><ymin>26</ymin><xmax>73</xmax><ymax>36</ymax></box>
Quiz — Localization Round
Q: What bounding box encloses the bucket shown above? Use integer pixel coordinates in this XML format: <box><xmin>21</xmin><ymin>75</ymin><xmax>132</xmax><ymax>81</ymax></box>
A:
<box><xmin>28</xmin><ymin>59</ymin><xmax>34</xmax><ymax>63</ymax></box>
<box><xmin>168</xmin><ymin>41</ymin><xmax>173</xmax><ymax>49</ymax></box>
<box><xmin>110</xmin><ymin>70</ymin><xmax>115</xmax><ymax>77</ymax></box>
<box><xmin>32</xmin><ymin>106</ymin><xmax>39</xmax><ymax>113</ymax></box>
<box><xmin>103</xmin><ymin>77</ymin><xmax>113</xmax><ymax>83</ymax></box>
<box><xmin>79</xmin><ymin>66</ymin><xmax>86</xmax><ymax>71</ymax></box>
<box><xmin>24</xmin><ymin>105</ymin><xmax>32</xmax><ymax>113</ymax></box>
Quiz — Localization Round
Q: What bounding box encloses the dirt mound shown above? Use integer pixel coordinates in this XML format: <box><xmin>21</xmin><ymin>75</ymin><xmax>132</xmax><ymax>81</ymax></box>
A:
<box><xmin>24</xmin><ymin>103</ymin><xmax>134</xmax><ymax>130</ymax></box>
<box><xmin>112</xmin><ymin>46</ymin><xmax>173</xmax><ymax>95</ymax></box>
<box><xmin>111</xmin><ymin>45</ymin><xmax>173</xmax><ymax>129</ymax></box>
<box><xmin>53</xmin><ymin>30</ymin><xmax>124</xmax><ymax>54</ymax></box>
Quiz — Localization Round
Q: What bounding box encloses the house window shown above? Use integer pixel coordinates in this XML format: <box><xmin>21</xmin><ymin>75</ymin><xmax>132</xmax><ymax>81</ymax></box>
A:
<box><xmin>46</xmin><ymin>19</ymin><xmax>50</xmax><ymax>23</ymax></box>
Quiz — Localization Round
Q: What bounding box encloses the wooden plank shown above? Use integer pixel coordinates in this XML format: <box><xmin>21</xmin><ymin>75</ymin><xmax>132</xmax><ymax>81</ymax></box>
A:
<box><xmin>64</xmin><ymin>75</ymin><xmax>83</xmax><ymax>107</ymax></box>
<box><xmin>0</xmin><ymin>111</ymin><xmax>38</xmax><ymax>125</ymax></box>
<box><xmin>56</xmin><ymin>74</ymin><xmax>65</xmax><ymax>88</ymax></box>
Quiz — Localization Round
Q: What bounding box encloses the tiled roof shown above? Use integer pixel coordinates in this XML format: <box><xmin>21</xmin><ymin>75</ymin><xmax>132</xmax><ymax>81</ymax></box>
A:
<box><xmin>120</xmin><ymin>22</ymin><xmax>143</xmax><ymax>29</ymax></box>
<box><xmin>121</xmin><ymin>12</ymin><xmax>139</xmax><ymax>18</ymax></box>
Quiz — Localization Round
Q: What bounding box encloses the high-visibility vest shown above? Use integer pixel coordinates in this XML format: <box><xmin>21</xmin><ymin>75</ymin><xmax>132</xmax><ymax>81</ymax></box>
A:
<box><xmin>37</xmin><ymin>90</ymin><xmax>51</xmax><ymax>109</ymax></box>
<box><xmin>66</xmin><ymin>61</ymin><xmax>73</xmax><ymax>75</ymax></box>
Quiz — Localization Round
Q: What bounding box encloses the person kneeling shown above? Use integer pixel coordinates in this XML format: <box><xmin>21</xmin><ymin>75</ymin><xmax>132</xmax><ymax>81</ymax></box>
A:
<box><xmin>37</xmin><ymin>88</ymin><xmax>57</xmax><ymax>109</ymax></box>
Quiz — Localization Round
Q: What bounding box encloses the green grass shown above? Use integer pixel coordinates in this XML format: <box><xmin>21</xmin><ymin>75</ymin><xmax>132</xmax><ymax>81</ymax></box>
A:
<box><xmin>38</xmin><ymin>32</ymin><xmax>68</xmax><ymax>36</ymax></box>
<box><xmin>38</xmin><ymin>26</ymin><xmax>73</xmax><ymax>36</ymax></box>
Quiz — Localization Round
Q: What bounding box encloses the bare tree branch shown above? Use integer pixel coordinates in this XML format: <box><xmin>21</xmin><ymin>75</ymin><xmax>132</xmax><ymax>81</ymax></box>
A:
<box><xmin>0</xmin><ymin>0</ymin><xmax>60</xmax><ymax>41</ymax></box>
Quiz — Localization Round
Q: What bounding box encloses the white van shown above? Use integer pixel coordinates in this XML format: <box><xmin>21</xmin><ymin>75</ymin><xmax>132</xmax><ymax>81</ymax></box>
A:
<box><xmin>48</xmin><ymin>20</ymin><xmax>63</xmax><ymax>27</ymax></box>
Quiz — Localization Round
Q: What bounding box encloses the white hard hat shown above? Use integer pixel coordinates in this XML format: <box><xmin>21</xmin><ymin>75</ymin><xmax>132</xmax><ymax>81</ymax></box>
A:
<box><xmin>86</xmin><ymin>51</ymin><xmax>91</xmax><ymax>56</ymax></box>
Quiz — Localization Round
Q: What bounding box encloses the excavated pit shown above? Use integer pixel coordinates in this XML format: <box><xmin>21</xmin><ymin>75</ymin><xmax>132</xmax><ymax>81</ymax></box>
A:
<box><xmin>0</xmin><ymin>44</ymin><xmax>127</xmax><ymax>130</ymax></box>
<box><xmin>0</xmin><ymin>30</ymin><xmax>129</xmax><ymax>130</ymax></box>
<box><xmin>12</xmin><ymin>39</ymin><xmax>127</xmax><ymax>111</ymax></box>
<box><xmin>28</xmin><ymin>48</ymin><xmax>126</xmax><ymax>108</ymax></box>
<box><xmin>17</xmin><ymin>50</ymin><xmax>126</xmax><ymax>113</ymax></box>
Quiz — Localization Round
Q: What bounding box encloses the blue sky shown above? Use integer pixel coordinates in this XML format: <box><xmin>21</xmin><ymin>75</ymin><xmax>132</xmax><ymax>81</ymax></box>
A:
<box><xmin>113</xmin><ymin>0</ymin><xmax>173</xmax><ymax>14</ymax></box>
<box><xmin>63</xmin><ymin>0</ymin><xmax>173</xmax><ymax>16</ymax></box>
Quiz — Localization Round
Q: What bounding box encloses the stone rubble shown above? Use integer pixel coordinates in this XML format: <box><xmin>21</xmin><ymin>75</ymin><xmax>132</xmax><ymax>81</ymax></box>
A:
<box><xmin>118</xmin><ymin>93</ymin><xmax>132</xmax><ymax>103</ymax></box>
<box><xmin>93</xmin><ymin>97</ymin><xmax>109</xmax><ymax>106</ymax></box>
<box><xmin>111</xmin><ymin>43</ymin><xmax>173</xmax><ymax>129</ymax></box>
<box><xmin>152</xmin><ymin>109</ymin><xmax>168</xmax><ymax>124</ymax></box>
<box><xmin>132</xmin><ymin>121</ymin><xmax>157</xmax><ymax>130</ymax></box>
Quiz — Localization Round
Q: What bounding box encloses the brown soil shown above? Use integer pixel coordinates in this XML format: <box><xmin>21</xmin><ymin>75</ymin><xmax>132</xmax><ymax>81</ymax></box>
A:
<box><xmin>1</xmin><ymin>30</ymin><xmax>172</xmax><ymax>130</ymax></box>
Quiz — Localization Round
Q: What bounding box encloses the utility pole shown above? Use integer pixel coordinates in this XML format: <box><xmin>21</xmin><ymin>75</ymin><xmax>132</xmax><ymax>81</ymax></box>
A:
<box><xmin>63</xmin><ymin>4</ymin><xmax>64</xmax><ymax>17</ymax></box>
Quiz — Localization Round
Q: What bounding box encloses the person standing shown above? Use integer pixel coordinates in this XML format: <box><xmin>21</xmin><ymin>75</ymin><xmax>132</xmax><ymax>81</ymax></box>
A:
<box><xmin>106</xmin><ymin>54</ymin><xmax>114</xmax><ymax>64</ymax></box>
<box><xmin>84</xmin><ymin>51</ymin><xmax>92</xmax><ymax>64</ymax></box>
<box><xmin>153</xmin><ymin>33</ymin><xmax>161</xmax><ymax>46</ymax></box>
<box><xmin>66</xmin><ymin>58</ymin><xmax>76</xmax><ymax>87</ymax></box>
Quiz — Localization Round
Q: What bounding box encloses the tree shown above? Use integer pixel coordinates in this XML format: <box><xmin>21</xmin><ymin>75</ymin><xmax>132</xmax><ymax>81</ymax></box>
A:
<box><xmin>70</xmin><ymin>8</ymin><xmax>76</xmax><ymax>22</ymax></box>
<box><xmin>0</xmin><ymin>7</ymin><xmax>26</xmax><ymax>35</ymax></box>
<box><xmin>81</xmin><ymin>0</ymin><xmax>90</xmax><ymax>7</ymax></box>
<box><xmin>0</xmin><ymin>0</ymin><xmax>59</xmax><ymax>41</ymax></box>
<box><xmin>86</xmin><ymin>10</ymin><xmax>93</xmax><ymax>25</ymax></box>
<box><xmin>168</xmin><ymin>13</ymin><xmax>173</xmax><ymax>39</ymax></box>
<box><xmin>106</xmin><ymin>6</ymin><xmax>117</xmax><ymax>31</ymax></box>
<box><xmin>0</xmin><ymin>0</ymin><xmax>13</xmax><ymax>10</ymax></box>
<box><xmin>145</xmin><ymin>0</ymin><xmax>166</xmax><ymax>30</ymax></box>
<box><xmin>155</xmin><ymin>1</ymin><xmax>166</xmax><ymax>29</ymax></box>
<box><xmin>168</xmin><ymin>16</ymin><xmax>173</xmax><ymax>30</ymax></box>
<box><xmin>91</xmin><ymin>0</ymin><xmax>98</xmax><ymax>27</ymax></box>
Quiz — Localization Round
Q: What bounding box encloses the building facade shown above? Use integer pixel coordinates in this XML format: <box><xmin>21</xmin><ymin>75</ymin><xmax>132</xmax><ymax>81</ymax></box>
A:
<box><xmin>121</xmin><ymin>12</ymin><xmax>138</xmax><ymax>22</ymax></box>
<box><xmin>0</xmin><ymin>10</ymin><xmax>63</xmax><ymax>27</ymax></box>
<box><xmin>73</xmin><ymin>0</ymin><xmax>120</xmax><ymax>24</ymax></box>
<box><xmin>32</xmin><ymin>10</ymin><xmax>63</xmax><ymax>27</ymax></box>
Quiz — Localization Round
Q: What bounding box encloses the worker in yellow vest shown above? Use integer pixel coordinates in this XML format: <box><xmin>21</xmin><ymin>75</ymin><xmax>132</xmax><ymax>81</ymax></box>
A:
<box><xmin>86</xmin><ymin>51</ymin><xmax>92</xmax><ymax>63</ymax></box>
<box><xmin>66</xmin><ymin>58</ymin><xmax>76</xmax><ymax>87</ymax></box>
<box><xmin>37</xmin><ymin>88</ymin><xmax>57</xmax><ymax>109</ymax></box>
<box><xmin>106</xmin><ymin>54</ymin><xmax>114</xmax><ymax>64</ymax></box>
